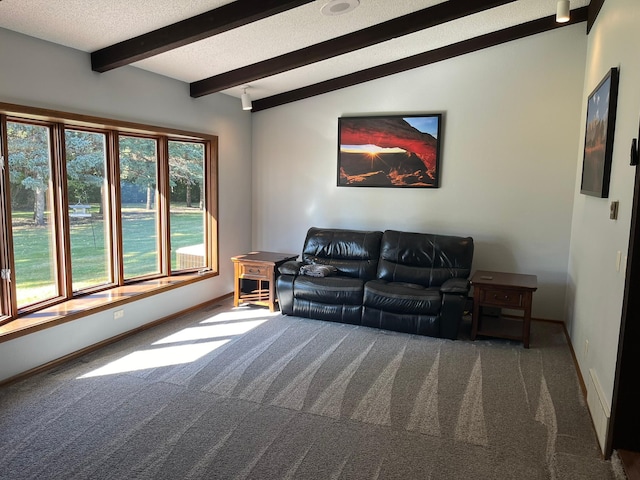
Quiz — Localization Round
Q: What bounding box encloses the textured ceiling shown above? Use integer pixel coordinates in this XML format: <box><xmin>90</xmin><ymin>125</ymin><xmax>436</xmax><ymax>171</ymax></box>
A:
<box><xmin>0</xmin><ymin>0</ymin><xmax>590</xmax><ymax>105</ymax></box>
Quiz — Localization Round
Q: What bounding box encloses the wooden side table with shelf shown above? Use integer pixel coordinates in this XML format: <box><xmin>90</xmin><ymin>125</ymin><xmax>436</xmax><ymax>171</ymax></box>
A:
<box><xmin>232</xmin><ymin>251</ymin><xmax>298</xmax><ymax>312</ymax></box>
<box><xmin>470</xmin><ymin>270</ymin><xmax>538</xmax><ymax>348</ymax></box>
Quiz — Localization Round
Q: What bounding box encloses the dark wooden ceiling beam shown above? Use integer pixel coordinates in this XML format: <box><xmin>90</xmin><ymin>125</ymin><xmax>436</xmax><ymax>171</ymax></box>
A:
<box><xmin>587</xmin><ymin>0</ymin><xmax>606</xmax><ymax>33</ymax></box>
<box><xmin>189</xmin><ymin>0</ymin><xmax>518</xmax><ymax>98</ymax></box>
<box><xmin>91</xmin><ymin>0</ymin><xmax>315</xmax><ymax>73</ymax></box>
<box><xmin>252</xmin><ymin>7</ymin><xmax>589</xmax><ymax>112</ymax></box>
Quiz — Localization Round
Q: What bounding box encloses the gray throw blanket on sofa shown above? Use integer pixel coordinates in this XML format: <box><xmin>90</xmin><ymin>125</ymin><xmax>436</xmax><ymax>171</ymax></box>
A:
<box><xmin>299</xmin><ymin>264</ymin><xmax>338</xmax><ymax>277</ymax></box>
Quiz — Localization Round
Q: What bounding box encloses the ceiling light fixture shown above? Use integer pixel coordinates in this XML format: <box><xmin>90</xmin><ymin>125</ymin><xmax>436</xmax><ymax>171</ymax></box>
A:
<box><xmin>556</xmin><ymin>0</ymin><xmax>570</xmax><ymax>23</ymax></box>
<box><xmin>241</xmin><ymin>86</ymin><xmax>252</xmax><ymax>111</ymax></box>
<box><xmin>320</xmin><ymin>0</ymin><xmax>360</xmax><ymax>16</ymax></box>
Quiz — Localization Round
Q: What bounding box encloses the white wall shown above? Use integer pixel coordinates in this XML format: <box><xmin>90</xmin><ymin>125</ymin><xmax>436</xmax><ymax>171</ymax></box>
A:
<box><xmin>567</xmin><ymin>0</ymin><xmax>640</xmax><ymax>421</ymax></box>
<box><xmin>252</xmin><ymin>25</ymin><xmax>587</xmax><ymax>321</ymax></box>
<box><xmin>0</xmin><ymin>28</ymin><xmax>252</xmax><ymax>382</ymax></box>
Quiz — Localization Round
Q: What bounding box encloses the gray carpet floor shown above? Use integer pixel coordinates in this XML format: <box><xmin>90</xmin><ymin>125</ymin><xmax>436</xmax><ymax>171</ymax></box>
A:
<box><xmin>0</xmin><ymin>301</ymin><xmax>623</xmax><ymax>479</ymax></box>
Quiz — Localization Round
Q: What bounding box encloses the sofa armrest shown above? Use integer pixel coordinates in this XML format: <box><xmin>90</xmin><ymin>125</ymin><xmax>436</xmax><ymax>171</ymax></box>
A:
<box><xmin>279</xmin><ymin>260</ymin><xmax>303</xmax><ymax>275</ymax></box>
<box><xmin>439</xmin><ymin>291</ymin><xmax>467</xmax><ymax>340</ymax></box>
<box><xmin>276</xmin><ymin>275</ymin><xmax>295</xmax><ymax>314</ymax></box>
<box><xmin>440</xmin><ymin>277</ymin><xmax>470</xmax><ymax>294</ymax></box>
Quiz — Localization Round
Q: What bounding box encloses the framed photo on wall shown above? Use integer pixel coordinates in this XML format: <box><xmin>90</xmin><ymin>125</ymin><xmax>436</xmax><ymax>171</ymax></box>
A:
<box><xmin>580</xmin><ymin>67</ymin><xmax>619</xmax><ymax>198</ymax></box>
<box><xmin>337</xmin><ymin>114</ymin><xmax>442</xmax><ymax>188</ymax></box>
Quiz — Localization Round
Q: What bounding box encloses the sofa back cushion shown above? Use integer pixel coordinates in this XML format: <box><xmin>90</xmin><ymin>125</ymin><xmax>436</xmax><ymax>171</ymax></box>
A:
<box><xmin>377</xmin><ymin>230</ymin><xmax>473</xmax><ymax>287</ymax></box>
<box><xmin>302</xmin><ymin>227</ymin><xmax>383</xmax><ymax>280</ymax></box>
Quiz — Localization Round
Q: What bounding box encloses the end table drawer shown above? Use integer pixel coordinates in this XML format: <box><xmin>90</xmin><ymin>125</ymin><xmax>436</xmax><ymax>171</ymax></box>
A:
<box><xmin>240</xmin><ymin>263</ymin><xmax>269</xmax><ymax>279</ymax></box>
<box><xmin>480</xmin><ymin>288</ymin><xmax>523</xmax><ymax>308</ymax></box>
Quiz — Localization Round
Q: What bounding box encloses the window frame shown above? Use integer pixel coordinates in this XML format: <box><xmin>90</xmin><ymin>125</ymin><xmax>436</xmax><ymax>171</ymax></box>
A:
<box><xmin>5</xmin><ymin>117</ymin><xmax>66</xmax><ymax>313</ymax></box>
<box><xmin>167</xmin><ymin>138</ymin><xmax>210</xmax><ymax>274</ymax></box>
<box><xmin>0</xmin><ymin>102</ymin><xmax>219</xmax><ymax>325</ymax></box>
<box><xmin>63</xmin><ymin>125</ymin><xmax>114</xmax><ymax>294</ymax></box>
<box><xmin>117</xmin><ymin>132</ymin><xmax>163</xmax><ymax>282</ymax></box>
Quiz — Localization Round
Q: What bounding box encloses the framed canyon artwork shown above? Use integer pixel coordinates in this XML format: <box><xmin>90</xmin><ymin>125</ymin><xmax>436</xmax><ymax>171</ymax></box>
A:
<box><xmin>581</xmin><ymin>67</ymin><xmax>619</xmax><ymax>198</ymax></box>
<box><xmin>337</xmin><ymin>114</ymin><xmax>442</xmax><ymax>188</ymax></box>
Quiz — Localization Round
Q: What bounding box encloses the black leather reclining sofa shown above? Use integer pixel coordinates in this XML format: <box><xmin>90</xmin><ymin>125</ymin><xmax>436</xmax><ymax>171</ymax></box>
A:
<box><xmin>276</xmin><ymin>227</ymin><xmax>474</xmax><ymax>340</ymax></box>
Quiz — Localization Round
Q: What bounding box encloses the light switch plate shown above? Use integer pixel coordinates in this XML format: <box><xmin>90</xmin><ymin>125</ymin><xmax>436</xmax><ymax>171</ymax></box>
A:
<box><xmin>610</xmin><ymin>200</ymin><xmax>619</xmax><ymax>220</ymax></box>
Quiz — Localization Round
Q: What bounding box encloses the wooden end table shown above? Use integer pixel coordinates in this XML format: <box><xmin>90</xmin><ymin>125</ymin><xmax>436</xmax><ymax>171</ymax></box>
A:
<box><xmin>232</xmin><ymin>251</ymin><xmax>298</xmax><ymax>312</ymax></box>
<box><xmin>470</xmin><ymin>270</ymin><xmax>538</xmax><ymax>348</ymax></box>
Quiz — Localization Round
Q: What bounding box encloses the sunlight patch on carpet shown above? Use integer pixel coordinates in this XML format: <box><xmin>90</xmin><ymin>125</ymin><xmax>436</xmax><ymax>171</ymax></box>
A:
<box><xmin>77</xmin><ymin>307</ymin><xmax>272</xmax><ymax>379</ymax></box>
<box><xmin>200</xmin><ymin>307</ymin><xmax>279</xmax><ymax>324</ymax></box>
<box><xmin>77</xmin><ymin>340</ymin><xmax>230</xmax><ymax>378</ymax></box>
<box><xmin>153</xmin><ymin>319</ymin><xmax>268</xmax><ymax>345</ymax></box>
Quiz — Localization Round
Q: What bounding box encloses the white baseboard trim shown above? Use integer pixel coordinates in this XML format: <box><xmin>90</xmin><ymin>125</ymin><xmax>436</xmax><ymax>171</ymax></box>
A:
<box><xmin>587</xmin><ymin>368</ymin><xmax>611</xmax><ymax>453</ymax></box>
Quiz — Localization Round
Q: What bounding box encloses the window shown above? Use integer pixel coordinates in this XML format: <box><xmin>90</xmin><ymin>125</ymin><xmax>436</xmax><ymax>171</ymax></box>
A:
<box><xmin>0</xmin><ymin>104</ymin><xmax>218</xmax><ymax>323</ymax></box>
<box><xmin>7</xmin><ymin>121</ymin><xmax>59</xmax><ymax>308</ymax></box>
<box><xmin>65</xmin><ymin>128</ymin><xmax>111</xmax><ymax>292</ymax></box>
<box><xmin>119</xmin><ymin>135</ymin><xmax>160</xmax><ymax>279</ymax></box>
<box><xmin>168</xmin><ymin>140</ymin><xmax>206</xmax><ymax>271</ymax></box>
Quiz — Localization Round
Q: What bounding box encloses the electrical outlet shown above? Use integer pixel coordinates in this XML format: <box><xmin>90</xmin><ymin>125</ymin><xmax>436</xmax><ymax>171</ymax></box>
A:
<box><xmin>113</xmin><ymin>309</ymin><xmax>124</xmax><ymax>319</ymax></box>
<box><xmin>584</xmin><ymin>339</ymin><xmax>589</xmax><ymax>357</ymax></box>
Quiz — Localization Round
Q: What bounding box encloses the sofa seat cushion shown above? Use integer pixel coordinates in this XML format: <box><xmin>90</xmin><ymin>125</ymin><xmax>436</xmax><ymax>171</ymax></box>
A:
<box><xmin>364</xmin><ymin>279</ymin><xmax>441</xmax><ymax>315</ymax></box>
<box><xmin>294</xmin><ymin>276</ymin><xmax>365</xmax><ymax>305</ymax></box>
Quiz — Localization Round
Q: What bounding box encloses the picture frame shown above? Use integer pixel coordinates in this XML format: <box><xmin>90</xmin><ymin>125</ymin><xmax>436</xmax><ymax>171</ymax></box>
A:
<box><xmin>580</xmin><ymin>67</ymin><xmax>619</xmax><ymax>198</ymax></box>
<box><xmin>337</xmin><ymin>114</ymin><xmax>442</xmax><ymax>188</ymax></box>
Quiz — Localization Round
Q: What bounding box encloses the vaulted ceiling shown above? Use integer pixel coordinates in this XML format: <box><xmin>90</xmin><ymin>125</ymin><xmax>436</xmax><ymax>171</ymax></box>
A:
<box><xmin>0</xmin><ymin>0</ymin><xmax>595</xmax><ymax>112</ymax></box>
